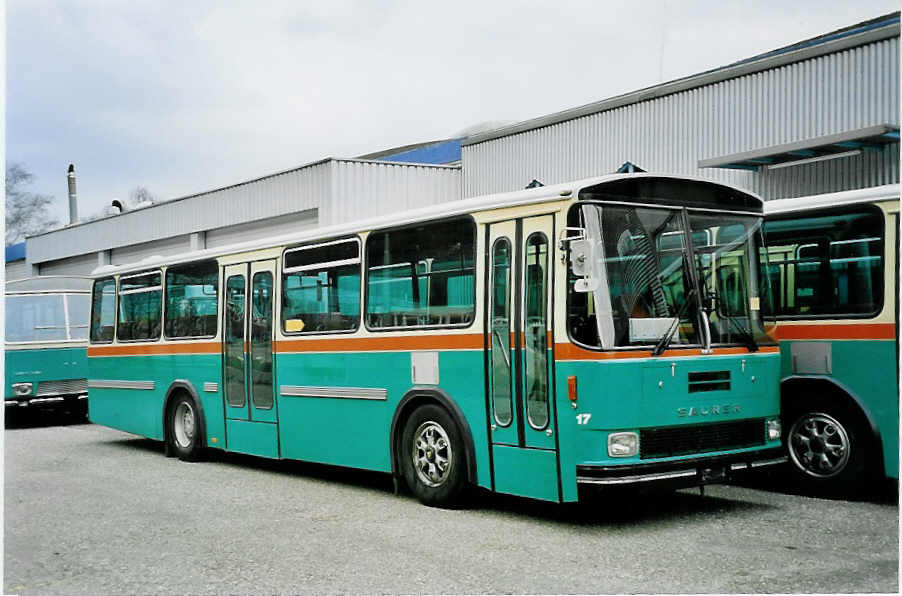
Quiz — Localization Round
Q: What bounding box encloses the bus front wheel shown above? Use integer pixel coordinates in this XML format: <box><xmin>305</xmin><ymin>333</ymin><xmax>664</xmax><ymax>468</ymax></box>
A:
<box><xmin>785</xmin><ymin>399</ymin><xmax>875</xmax><ymax>497</ymax></box>
<box><xmin>166</xmin><ymin>393</ymin><xmax>204</xmax><ymax>462</ymax></box>
<box><xmin>400</xmin><ymin>404</ymin><xmax>467</xmax><ymax>508</ymax></box>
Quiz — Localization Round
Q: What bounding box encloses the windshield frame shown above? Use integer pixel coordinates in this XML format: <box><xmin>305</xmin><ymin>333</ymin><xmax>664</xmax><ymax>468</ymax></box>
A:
<box><xmin>566</xmin><ymin>199</ymin><xmax>774</xmax><ymax>352</ymax></box>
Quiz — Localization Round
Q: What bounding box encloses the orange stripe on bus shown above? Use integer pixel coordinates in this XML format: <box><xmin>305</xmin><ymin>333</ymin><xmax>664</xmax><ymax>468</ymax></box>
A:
<box><xmin>554</xmin><ymin>343</ymin><xmax>779</xmax><ymax>361</ymax></box>
<box><xmin>87</xmin><ymin>342</ymin><xmax>220</xmax><ymax>357</ymax></box>
<box><xmin>275</xmin><ymin>333</ymin><xmax>485</xmax><ymax>353</ymax></box>
<box><xmin>770</xmin><ymin>323</ymin><xmax>896</xmax><ymax>341</ymax></box>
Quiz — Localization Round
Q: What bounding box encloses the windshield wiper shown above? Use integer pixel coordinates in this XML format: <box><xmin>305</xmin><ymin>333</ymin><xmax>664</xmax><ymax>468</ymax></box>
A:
<box><xmin>716</xmin><ymin>304</ymin><xmax>759</xmax><ymax>352</ymax></box>
<box><xmin>651</xmin><ymin>288</ymin><xmax>696</xmax><ymax>356</ymax></box>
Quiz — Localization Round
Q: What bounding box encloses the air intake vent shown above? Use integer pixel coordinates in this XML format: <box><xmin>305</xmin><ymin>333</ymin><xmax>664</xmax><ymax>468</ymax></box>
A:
<box><xmin>688</xmin><ymin>371</ymin><xmax>730</xmax><ymax>393</ymax></box>
<box><xmin>640</xmin><ymin>419</ymin><xmax>764</xmax><ymax>459</ymax></box>
<box><xmin>37</xmin><ymin>379</ymin><xmax>87</xmax><ymax>396</ymax></box>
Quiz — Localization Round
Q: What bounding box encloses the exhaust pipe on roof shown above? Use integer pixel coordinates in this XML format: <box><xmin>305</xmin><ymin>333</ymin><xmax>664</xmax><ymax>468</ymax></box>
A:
<box><xmin>111</xmin><ymin>199</ymin><xmax>126</xmax><ymax>213</ymax></box>
<box><xmin>67</xmin><ymin>164</ymin><xmax>78</xmax><ymax>224</ymax></box>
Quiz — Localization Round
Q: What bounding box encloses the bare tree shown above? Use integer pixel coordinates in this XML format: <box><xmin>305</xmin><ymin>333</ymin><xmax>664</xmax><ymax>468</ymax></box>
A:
<box><xmin>128</xmin><ymin>186</ymin><xmax>157</xmax><ymax>207</ymax></box>
<box><xmin>5</xmin><ymin>163</ymin><xmax>59</xmax><ymax>245</ymax></box>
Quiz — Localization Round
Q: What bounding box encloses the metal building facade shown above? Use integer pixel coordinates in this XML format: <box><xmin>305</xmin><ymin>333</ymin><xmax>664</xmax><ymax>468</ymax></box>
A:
<box><xmin>25</xmin><ymin>158</ymin><xmax>460</xmax><ymax>275</ymax></box>
<box><xmin>462</xmin><ymin>18</ymin><xmax>899</xmax><ymax>199</ymax></box>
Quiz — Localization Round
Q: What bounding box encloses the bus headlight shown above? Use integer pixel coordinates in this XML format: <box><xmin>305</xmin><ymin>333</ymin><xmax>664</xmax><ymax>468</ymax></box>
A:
<box><xmin>607</xmin><ymin>432</ymin><xmax>639</xmax><ymax>457</ymax></box>
<box><xmin>766</xmin><ymin>418</ymin><xmax>782</xmax><ymax>441</ymax></box>
<box><xmin>12</xmin><ymin>383</ymin><xmax>33</xmax><ymax>397</ymax></box>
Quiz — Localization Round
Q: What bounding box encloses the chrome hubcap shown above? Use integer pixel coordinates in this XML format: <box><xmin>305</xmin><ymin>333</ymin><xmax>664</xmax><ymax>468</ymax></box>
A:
<box><xmin>788</xmin><ymin>413</ymin><xmax>850</xmax><ymax>478</ymax></box>
<box><xmin>173</xmin><ymin>401</ymin><xmax>196</xmax><ymax>448</ymax></box>
<box><xmin>412</xmin><ymin>421</ymin><xmax>453</xmax><ymax>487</ymax></box>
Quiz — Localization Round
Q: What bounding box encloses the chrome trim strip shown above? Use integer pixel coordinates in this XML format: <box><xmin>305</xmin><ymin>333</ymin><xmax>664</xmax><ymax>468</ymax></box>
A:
<box><xmin>88</xmin><ymin>380</ymin><xmax>155</xmax><ymax>390</ymax></box>
<box><xmin>577</xmin><ymin>469</ymin><xmax>697</xmax><ymax>485</ymax></box>
<box><xmin>750</xmin><ymin>456</ymin><xmax>788</xmax><ymax>468</ymax></box>
<box><xmin>279</xmin><ymin>385</ymin><xmax>387</xmax><ymax>401</ymax></box>
<box><xmin>28</xmin><ymin>397</ymin><xmax>65</xmax><ymax>404</ymax></box>
<box><xmin>203</xmin><ymin>382</ymin><xmax>219</xmax><ymax>393</ymax></box>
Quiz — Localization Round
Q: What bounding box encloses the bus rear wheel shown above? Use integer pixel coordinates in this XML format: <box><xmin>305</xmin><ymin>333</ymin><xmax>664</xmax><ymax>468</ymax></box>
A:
<box><xmin>167</xmin><ymin>393</ymin><xmax>203</xmax><ymax>462</ymax></box>
<box><xmin>785</xmin><ymin>399</ymin><xmax>875</xmax><ymax>498</ymax></box>
<box><xmin>400</xmin><ymin>404</ymin><xmax>467</xmax><ymax>508</ymax></box>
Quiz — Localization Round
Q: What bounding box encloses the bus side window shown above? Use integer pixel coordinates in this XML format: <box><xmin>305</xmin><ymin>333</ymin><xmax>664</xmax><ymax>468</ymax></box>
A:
<box><xmin>282</xmin><ymin>238</ymin><xmax>361</xmax><ymax>334</ymax></box>
<box><xmin>365</xmin><ymin>217</ymin><xmax>476</xmax><ymax>329</ymax></box>
<box><xmin>165</xmin><ymin>260</ymin><xmax>219</xmax><ymax>339</ymax></box>
<box><xmin>90</xmin><ymin>277</ymin><xmax>117</xmax><ymax>343</ymax></box>
<box><xmin>763</xmin><ymin>207</ymin><xmax>884</xmax><ymax>318</ymax></box>
<box><xmin>117</xmin><ymin>271</ymin><xmax>162</xmax><ymax>342</ymax></box>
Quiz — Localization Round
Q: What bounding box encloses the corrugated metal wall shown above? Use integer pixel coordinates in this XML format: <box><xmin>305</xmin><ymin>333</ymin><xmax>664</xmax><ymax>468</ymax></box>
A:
<box><xmin>462</xmin><ymin>37</ymin><xmax>899</xmax><ymax>200</ymax></box>
<box><xmin>111</xmin><ymin>234</ymin><xmax>192</xmax><ymax>266</ymax></box>
<box><xmin>38</xmin><ymin>253</ymin><xmax>100</xmax><ymax>276</ymax></box>
<box><xmin>5</xmin><ymin>260</ymin><xmax>29</xmax><ymax>281</ymax></box>
<box><xmin>206</xmin><ymin>209</ymin><xmax>317</xmax><ymax>249</ymax></box>
<box><xmin>326</xmin><ymin>160</ymin><xmax>462</xmax><ymax>225</ymax></box>
<box><xmin>26</xmin><ymin>159</ymin><xmax>460</xmax><ymax>271</ymax></box>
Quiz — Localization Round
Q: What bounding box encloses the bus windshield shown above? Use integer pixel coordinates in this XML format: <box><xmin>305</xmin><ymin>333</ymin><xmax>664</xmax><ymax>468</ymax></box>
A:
<box><xmin>568</xmin><ymin>203</ymin><xmax>771</xmax><ymax>350</ymax></box>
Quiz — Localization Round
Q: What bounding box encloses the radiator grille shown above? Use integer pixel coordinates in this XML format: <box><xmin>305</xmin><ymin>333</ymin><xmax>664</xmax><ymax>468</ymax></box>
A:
<box><xmin>640</xmin><ymin>419</ymin><xmax>764</xmax><ymax>459</ymax></box>
<box><xmin>36</xmin><ymin>379</ymin><xmax>87</xmax><ymax>396</ymax></box>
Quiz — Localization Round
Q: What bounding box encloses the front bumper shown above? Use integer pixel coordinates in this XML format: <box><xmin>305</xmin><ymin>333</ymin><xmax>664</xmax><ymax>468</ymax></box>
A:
<box><xmin>5</xmin><ymin>393</ymin><xmax>87</xmax><ymax>409</ymax></box>
<box><xmin>576</xmin><ymin>447</ymin><xmax>786</xmax><ymax>489</ymax></box>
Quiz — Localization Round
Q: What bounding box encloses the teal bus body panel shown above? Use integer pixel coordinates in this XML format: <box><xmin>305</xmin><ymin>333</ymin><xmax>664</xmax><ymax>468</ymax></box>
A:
<box><xmin>88</xmin><ymin>353</ymin><xmax>225</xmax><ymax>444</ymax></box>
<box><xmin>779</xmin><ymin>339</ymin><xmax>899</xmax><ymax>479</ymax></box>
<box><xmin>5</xmin><ymin>347</ymin><xmax>87</xmax><ymax>398</ymax></box>
<box><xmin>554</xmin><ymin>352</ymin><xmax>782</xmax><ymax>502</ymax></box>
<box><xmin>226</xmin><ymin>419</ymin><xmax>280</xmax><ymax>458</ymax></box>
<box><xmin>492</xmin><ymin>445</ymin><xmax>559</xmax><ymax>502</ymax></box>
<box><xmin>274</xmin><ymin>349</ymin><xmax>491</xmax><ymax>488</ymax></box>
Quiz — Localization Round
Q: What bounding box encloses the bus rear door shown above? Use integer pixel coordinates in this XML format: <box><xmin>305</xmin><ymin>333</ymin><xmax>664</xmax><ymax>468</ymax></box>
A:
<box><xmin>222</xmin><ymin>260</ymin><xmax>280</xmax><ymax>457</ymax></box>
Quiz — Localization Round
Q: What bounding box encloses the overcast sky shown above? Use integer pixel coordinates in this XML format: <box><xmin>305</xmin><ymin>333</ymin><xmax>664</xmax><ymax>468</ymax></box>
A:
<box><xmin>7</xmin><ymin>0</ymin><xmax>900</xmax><ymax>224</ymax></box>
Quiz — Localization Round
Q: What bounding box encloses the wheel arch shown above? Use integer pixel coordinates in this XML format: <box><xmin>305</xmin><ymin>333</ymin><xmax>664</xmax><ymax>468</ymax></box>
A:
<box><xmin>162</xmin><ymin>380</ymin><xmax>207</xmax><ymax>453</ymax></box>
<box><xmin>390</xmin><ymin>388</ymin><xmax>478</xmax><ymax>485</ymax></box>
<box><xmin>780</xmin><ymin>374</ymin><xmax>883</xmax><ymax>465</ymax></box>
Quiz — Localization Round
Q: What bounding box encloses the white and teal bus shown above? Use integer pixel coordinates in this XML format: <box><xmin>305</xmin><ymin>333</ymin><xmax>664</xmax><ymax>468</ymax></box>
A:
<box><xmin>763</xmin><ymin>184</ymin><xmax>899</xmax><ymax>496</ymax></box>
<box><xmin>87</xmin><ymin>174</ymin><xmax>784</xmax><ymax>506</ymax></box>
<box><xmin>5</xmin><ymin>276</ymin><xmax>92</xmax><ymax>419</ymax></box>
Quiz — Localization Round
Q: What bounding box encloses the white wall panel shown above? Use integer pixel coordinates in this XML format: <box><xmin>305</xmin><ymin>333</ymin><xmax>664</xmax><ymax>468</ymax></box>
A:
<box><xmin>38</xmin><ymin>253</ymin><xmax>100</xmax><ymax>276</ymax></box>
<box><xmin>206</xmin><ymin>209</ymin><xmax>318</xmax><ymax>249</ymax></box>
<box><xmin>5</xmin><ymin>260</ymin><xmax>29</xmax><ymax>281</ymax></box>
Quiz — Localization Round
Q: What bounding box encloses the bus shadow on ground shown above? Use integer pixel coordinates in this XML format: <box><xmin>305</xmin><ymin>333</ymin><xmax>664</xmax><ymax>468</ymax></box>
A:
<box><xmin>479</xmin><ymin>486</ymin><xmax>775</xmax><ymax>526</ymax></box>
<box><xmin>106</xmin><ymin>436</ymin><xmax>783</xmax><ymax>522</ymax></box>
<box><xmin>730</xmin><ymin>466</ymin><xmax>899</xmax><ymax>505</ymax></box>
<box><xmin>5</xmin><ymin>410</ymin><xmax>88</xmax><ymax>430</ymax></box>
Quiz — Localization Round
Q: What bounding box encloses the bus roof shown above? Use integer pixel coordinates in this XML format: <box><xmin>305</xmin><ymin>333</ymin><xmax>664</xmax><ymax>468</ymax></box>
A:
<box><xmin>6</xmin><ymin>275</ymin><xmax>93</xmax><ymax>294</ymax></box>
<box><xmin>93</xmin><ymin>172</ymin><xmax>762</xmax><ymax>278</ymax></box>
<box><xmin>764</xmin><ymin>184</ymin><xmax>900</xmax><ymax>216</ymax></box>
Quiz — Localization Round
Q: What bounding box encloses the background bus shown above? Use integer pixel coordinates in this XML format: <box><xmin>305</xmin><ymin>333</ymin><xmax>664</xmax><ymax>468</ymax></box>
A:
<box><xmin>763</xmin><ymin>184</ymin><xmax>899</xmax><ymax>496</ymax></box>
<box><xmin>87</xmin><ymin>174</ymin><xmax>784</xmax><ymax>507</ymax></box>
<box><xmin>5</xmin><ymin>276</ymin><xmax>93</xmax><ymax>421</ymax></box>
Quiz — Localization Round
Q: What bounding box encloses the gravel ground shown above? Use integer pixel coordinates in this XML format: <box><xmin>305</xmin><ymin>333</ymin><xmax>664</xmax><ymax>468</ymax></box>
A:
<box><xmin>4</xmin><ymin>419</ymin><xmax>898</xmax><ymax>594</ymax></box>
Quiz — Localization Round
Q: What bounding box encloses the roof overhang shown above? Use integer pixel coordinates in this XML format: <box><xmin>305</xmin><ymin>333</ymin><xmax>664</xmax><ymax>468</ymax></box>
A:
<box><xmin>698</xmin><ymin>124</ymin><xmax>899</xmax><ymax>171</ymax></box>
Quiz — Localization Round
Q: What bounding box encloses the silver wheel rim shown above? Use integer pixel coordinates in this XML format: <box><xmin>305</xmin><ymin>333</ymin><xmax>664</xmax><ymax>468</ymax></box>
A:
<box><xmin>412</xmin><ymin>420</ymin><xmax>453</xmax><ymax>488</ymax></box>
<box><xmin>173</xmin><ymin>401</ymin><xmax>196</xmax><ymax>449</ymax></box>
<box><xmin>788</xmin><ymin>412</ymin><xmax>850</xmax><ymax>478</ymax></box>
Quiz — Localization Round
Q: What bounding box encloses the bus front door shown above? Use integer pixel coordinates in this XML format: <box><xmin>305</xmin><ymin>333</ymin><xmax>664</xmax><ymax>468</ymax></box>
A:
<box><xmin>485</xmin><ymin>215</ymin><xmax>560</xmax><ymax>502</ymax></box>
<box><xmin>222</xmin><ymin>261</ymin><xmax>280</xmax><ymax>458</ymax></box>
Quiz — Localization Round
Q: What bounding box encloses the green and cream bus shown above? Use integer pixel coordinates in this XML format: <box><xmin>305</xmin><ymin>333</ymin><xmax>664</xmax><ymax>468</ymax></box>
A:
<box><xmin>87</xmin><ymin>174</ymin><xmax>784</xmax><ymax>506</ymax></box>
<box><xmin>6</xmin><ymin>276</ymin><xmax>92</xmax><ymax>419</ymax></box>
<box><xmin>763</xmin><ymin>184</ymin><xmax>899</xmax><ymax>496</ymax></box>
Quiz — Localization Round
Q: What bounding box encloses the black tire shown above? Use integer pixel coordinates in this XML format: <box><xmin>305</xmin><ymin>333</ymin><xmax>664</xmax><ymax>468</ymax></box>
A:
<box><xmin>166</xmin><ymin>393</ymin><xmax>204</xmax><ymax>462</ymax></box>
<box><xmin>400</xmin><ymin>404</ymin><xmax>468</xmax><ymax>508</ymax></box>
<box><xmin>784</xmin><ymin>397</ymin><xmax>877</xmax><ymax>498</ymax></box>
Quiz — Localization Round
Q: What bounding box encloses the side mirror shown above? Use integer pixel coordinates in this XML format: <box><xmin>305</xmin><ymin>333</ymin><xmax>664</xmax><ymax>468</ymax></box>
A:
<box><xmin>569</xmin><ymin>239</ymin><xmax>600</xmax><ymax>292</ymax></box>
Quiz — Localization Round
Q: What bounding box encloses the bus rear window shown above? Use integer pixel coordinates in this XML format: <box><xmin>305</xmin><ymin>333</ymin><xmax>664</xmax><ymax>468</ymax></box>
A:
<box><xmin>91</xmin><ymin>278</ymin><xmax>116</xmax><ymax>343</ymax></box>
<box><xmin>165</xmin><ymin>261</ymin><xmax>219</xmax><ymax>338</ymax></box>
<box><xmin>5</xmin><ymin>294</ymin><xmax>67</xmax><ymax>342</ymax></box>
<box><xmin>117</xmin><ymin>271</ymin><xmax>162</xmax><ymax>341</ymax></box>
<box><xmin>365</xmin><ymin>217</ymin><xmax>475</xmax><ymax>329</ymax></box>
